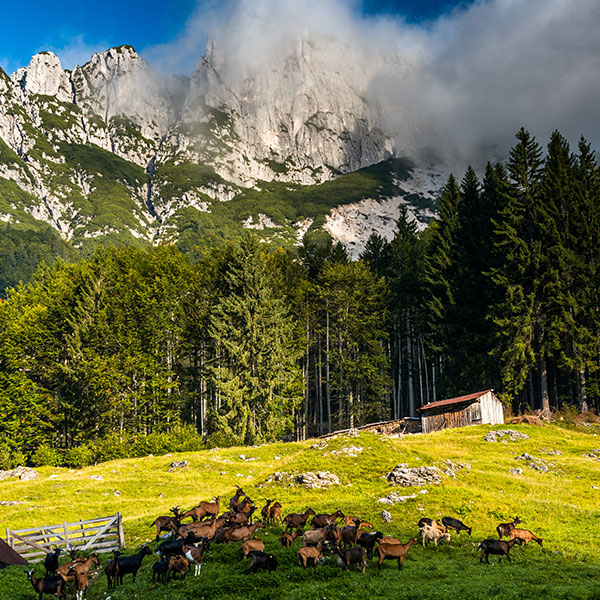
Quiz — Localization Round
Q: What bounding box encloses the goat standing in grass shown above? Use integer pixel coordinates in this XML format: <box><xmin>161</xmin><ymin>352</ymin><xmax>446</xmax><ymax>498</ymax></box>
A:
<box><xmin>27</xmin><ymin>570</ymin><xmax>67</xmax><ymax>600</ymax></box>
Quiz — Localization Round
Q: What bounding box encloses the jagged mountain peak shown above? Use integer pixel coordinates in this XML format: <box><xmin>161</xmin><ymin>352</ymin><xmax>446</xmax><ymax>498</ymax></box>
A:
<box><xmin>11</xmin><ymin>51</ymin><xmax>72</xmax><ymax>102</ymax></box>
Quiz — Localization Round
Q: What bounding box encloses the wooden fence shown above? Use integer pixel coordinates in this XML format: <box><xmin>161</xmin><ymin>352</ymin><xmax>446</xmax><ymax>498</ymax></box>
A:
<box><xmin>4</xmin><ymin>513</ymin><xmax>124</xmax><ymax>563</ymax></box>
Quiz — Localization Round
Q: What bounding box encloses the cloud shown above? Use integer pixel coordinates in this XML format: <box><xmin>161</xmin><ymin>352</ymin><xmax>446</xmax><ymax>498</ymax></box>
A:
<box><xmin>44</xmin><ymin>35</ymin><xmax>109</xmax><ymax>70</ymax></box>
<box><xmin>141</xmin><ymin>0</ymin><xmax>600</xmax><ymax>165</ymax></box>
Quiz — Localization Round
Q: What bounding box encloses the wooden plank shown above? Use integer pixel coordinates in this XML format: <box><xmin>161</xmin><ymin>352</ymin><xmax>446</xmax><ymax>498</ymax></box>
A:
<box><xmin>117</xmin><ymin>512</ymin><xmax>125</xmax><ymax>549</ymax></box>
<box><xmin>7</xmin><ymin>532</ymin><xmax>52</xmax><ymax>554</ymax></box>
<box><xmin>80</xmin><ymin>517</ymin><xmax>117</xmax><ymax>551</ymax></box>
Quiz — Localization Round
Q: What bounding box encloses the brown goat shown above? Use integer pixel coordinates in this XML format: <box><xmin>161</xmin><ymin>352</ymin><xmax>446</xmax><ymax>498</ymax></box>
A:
<box><xmin>229</xmin><ymin>485</ymin><xmax>247</xmax><ymax>512</ymax></box>
<box><xmin>214</xmin><ymin>524</ymin><xmax>237</xmax><ymax>544</ymax></box>
<box><xmin>284</xmin><ymin>508</ymin><xmax>316</xmax><ymax>532</ymax></box>
<box><xmin>229</xmin><ymin>522</ymin><xmax>264</xmax><ymax>542</ymax></box>
<box><xmin>183</xmin><ymin>544</ymin><xmax>207</xmax><ymax>576</ymax></box>
<box><xmin>167</xmin><ymin>555</ymin><xmax>189</xmax><ymax>580</ymax></box>
<box><xmin>67</xmin><ymin>559</ymin><xmax>98</xmax><ymax>600</ymax></box>
<box><xmin>377</xmin><ymin>538</ymin><xmax>418</xmax><ymax>571</ymax></box>
<box><xmin>150</xmin><ymin>506</ymin><xmax>182</xmax><ymax>541</ymax></box>
<box><xmin>381</xmin><ymin>535</ymin><xmax>402</xmax><ymax>544</ymax></box>
<box><xmin>104</xmin><ymin>550</ymin><xmax>120</xmax><ymax>590</ymax></box>
<box><xmin>280</xmin><ymin>530</ymin><xmax>302</xmax><ymax>548</ymax></box>
<box><xmin>261</xmin><ymin>499</ymin><xmax>273</xmax><ymax>522</ymax></box>
<box><xmin>335</xmin><ymin>546</ymin><xmax>366</xmax><ymax>574</ymax></box>
<box><xmin>269</xmin><ymin>502</ymin><xmax>283</xmax><ymax>525</ymax></box>
<box><xmin>241</xmin><ymin>539</ymin><xmax>265</xmax><ymax>558</ymax></box>
<box><xmin>301</xmin><ymin>525</ymin><xmax>332</xmax><ymax>547</ymax></box>
<box><xmin>311</xmin><ymin>509</ymin><xmax>345</xmax><ymax>529</ymax></box>
<box><xmin>342</xmin><ymin>516</ymin><xmax>373</xmax><ymax>529</ymax></box>
<box><xmin>297</xmin><ymin>543</ymin><xmax>324</xmax><ymax>568</ymax></box>
<box><xmin>497</xmin><ymin>516</ymin><xmax>522</xmax><ymax>539</ymax></box>
<box><xmin>57</xmin><ymin>554</ymin><xmax>99</xmax><ymax>579</ymax></box>
<box><xmin>182</xmin><ymin>497</ymin><xmax>220</xmax><ymax>522</ymax></box>
<box><xmin>177</xmin><ymin>517</ymin><xmax>219</xmax><ymax>541</ymax></box>
<box><xmin>509</xmin><ymin>528</ymin><xmax>543</xmax><ymax>546</ymax></box>
<box><xmin>341</xmin><ymin>518</ymin><xmax>362</xmax><ymax>548</ymax></box>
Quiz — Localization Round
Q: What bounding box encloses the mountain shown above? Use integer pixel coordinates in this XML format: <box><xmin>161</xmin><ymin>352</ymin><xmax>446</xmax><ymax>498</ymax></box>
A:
<box><xmin>0</xmin><ymin>39</ymin><xmax>443</xmax><ymax>287</ymax></box>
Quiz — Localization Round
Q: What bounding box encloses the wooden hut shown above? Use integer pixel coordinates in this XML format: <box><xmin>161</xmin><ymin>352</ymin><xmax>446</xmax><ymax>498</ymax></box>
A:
<box><xmin>417</xmin><ymin>389</ymin><xmax>504</xmax><ymax>434</ymax></box>
<box><xmin>0</xmin><ymin>538</ymin><xmax>28</xmax><ymax>567</ymax></box>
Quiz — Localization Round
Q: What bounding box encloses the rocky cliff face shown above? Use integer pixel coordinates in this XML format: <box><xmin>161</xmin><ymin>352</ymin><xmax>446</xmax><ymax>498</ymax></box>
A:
<box><xmin>0</xmin><ymin>39</ymin><xmax>438</xmax><ymax>254</ymax></box>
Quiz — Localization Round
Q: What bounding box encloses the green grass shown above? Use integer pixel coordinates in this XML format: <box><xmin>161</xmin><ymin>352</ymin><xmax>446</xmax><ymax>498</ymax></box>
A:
<box><xmin>1</xmin><ymin>422</ymin><xmax>600</xmax><ymax>598</ymax></box>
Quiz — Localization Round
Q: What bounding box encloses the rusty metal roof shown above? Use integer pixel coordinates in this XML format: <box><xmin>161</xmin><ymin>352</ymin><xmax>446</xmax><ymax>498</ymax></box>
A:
<box><xmin>0</xmin><ymin>538</ymin><xmax>27</xmax><ymax>566</ymax></box>
<box><xmin>417</xmin><ymin>390</ymin><xmax>493</xmax><ymax>413</ymax></box>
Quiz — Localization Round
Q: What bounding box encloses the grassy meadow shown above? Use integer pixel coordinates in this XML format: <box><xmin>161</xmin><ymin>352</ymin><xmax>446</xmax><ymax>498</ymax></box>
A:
<box><xmin>1</xmin><ymin>422</ymin><xmax>600</xmax><ymax>599</ymax></box>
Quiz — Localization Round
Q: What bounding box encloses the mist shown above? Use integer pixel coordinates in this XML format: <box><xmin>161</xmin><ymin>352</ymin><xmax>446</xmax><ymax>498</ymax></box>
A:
<box><xmin>145</xmin><ymin>0</ymin><xmax>600</xmax><ymax>166</ymax></box>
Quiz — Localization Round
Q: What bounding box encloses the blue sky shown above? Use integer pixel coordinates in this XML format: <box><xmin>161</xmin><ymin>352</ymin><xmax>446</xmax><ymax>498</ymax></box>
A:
<box><xmin>0</xmin><ymin>0</ymin><xmax>469</xmax><ymax>73</ymax></box>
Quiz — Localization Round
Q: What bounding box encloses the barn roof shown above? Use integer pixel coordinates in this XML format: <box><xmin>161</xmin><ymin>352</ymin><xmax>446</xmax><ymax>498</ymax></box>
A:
<box><xmin>417</xmin><ymin>390</ymin><xmax>493</xmax><ymax>413</ymax></box>
<box><xmin>0</xmin><ymin>538</ymin><xmax>27</xmax><ymax>566</ymax></box>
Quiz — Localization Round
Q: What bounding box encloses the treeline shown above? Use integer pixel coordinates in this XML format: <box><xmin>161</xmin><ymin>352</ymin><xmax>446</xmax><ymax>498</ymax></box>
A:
<box><xmin>0</xmin><ymin>128</ymin><xmax>598</xmax><ymax>462</ymax></box>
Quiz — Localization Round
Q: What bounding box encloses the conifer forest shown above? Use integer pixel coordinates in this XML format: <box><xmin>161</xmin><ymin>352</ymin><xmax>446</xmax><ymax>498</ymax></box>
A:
<box><xmin>0</xmin><ymin>128</ymin><xmax>598</xmax><ymax>463</ymax></box>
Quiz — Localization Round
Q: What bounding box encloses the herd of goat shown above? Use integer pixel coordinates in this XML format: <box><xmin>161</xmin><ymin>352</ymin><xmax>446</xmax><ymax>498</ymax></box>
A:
<box><xmin>27</xmin><ymin>485</ymin><xmax>544</xmax><ymax>599</ymax></box>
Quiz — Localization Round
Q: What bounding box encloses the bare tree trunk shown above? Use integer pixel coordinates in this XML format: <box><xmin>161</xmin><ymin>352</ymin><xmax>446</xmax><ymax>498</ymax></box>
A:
<box><xmin>407</xmin><ymin>316</ymin><xmax>415</xmax><ymax>417</ymax></box>
<box><xmin>318</xmin><ymin>339</ymin><xmax>323</xmax><ymax>436</ymax></box>
<box><xmin>325</xmin><ymin>308</ymin><xmax>331</xmax><ymax>434</ymax></box>
<box><xmin>579</xmin><ymin>369</ymin><xmax>589</xmax><ymax>413</ymax></box>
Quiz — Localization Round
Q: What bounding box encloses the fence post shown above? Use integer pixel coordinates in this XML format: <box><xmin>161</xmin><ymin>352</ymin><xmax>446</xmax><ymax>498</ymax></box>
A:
<box><xmin>117</xmin><ymin>512</ymin><xmax>125</xmax><ymax>549</ymax></box>
<box><xmin>64</xmin><ymin>522</ymin><xmax>69</xmax><ymax>551</ymax></box>
<box><xmin>5</xmin><ymin>528</ymin><xmax>9</xmax><ymax>547</ymax></box>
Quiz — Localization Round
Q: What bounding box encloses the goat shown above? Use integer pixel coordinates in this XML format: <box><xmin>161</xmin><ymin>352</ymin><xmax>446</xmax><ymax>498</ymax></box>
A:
<box><xmin>246</xmin><ymin>551</ymin><xmax>278</xmax><ymax>574</ymax></box>
<box><xmin>335</xmin><ymin>546</ymin><xmax>366</xmax><ymax>574</ymax></box>
<box><xmin>44</xmin><ymin>546</ymin><xmax>62</xmax><ymax>576</ymax></box>
<box><xmin>27</xmin><ymin>570</ymin><xmax>67</xmax><ymax>600</ymax></box>
<box><xmin>269</xmin><ymin>501</ymin><xmax>283</xmax><ymax>525</ymax></box>
<box><xmin>241</xmin><ymin>539</ymin><xmax>265</xmax><ymax>558</ymax></box>
<box><xmin>479</xmin><ymin>538</ymin><xmax>523</xmax><ymax>563</ymax></box>
<box><xmin>230</xmin><ymin>505</ymin><xmax>256</xmax><ymax>526</ymax></box>
<box><xmin>301</xmin><ymin>525</ymin><xmax>332</xmax><ymax>547</ymax></box>
<box><xmin>152</xmin><ymin>559</ymin><xmax>169</xmax><ymax>584</ymax></box>
<box><xmin>56</xmin><ymin>553</ymin><xmax>99</xmax><ymax>579</ymax></box>
<box><xmin>327</xmin><ymin>525</ymin><xmax>343</xmax><ymax>548</ymax></box>
<box><xmin>158</xmin><ymin>533</ymin><xmax>196</xmax><ymax>560</ymax></box>
<box><xmin>280</xmin><ymin>530</ymin><xmax>302</xmax><ymax>548</ymax></box>
<box><xmin>509</xmin><ymin>528</ymin><xmax>543</xmax><ymax>546</ymax></box>
<box><xmin>376</xmin><ymin>538</ymin><xmax>418</xmax><ymax>571</ymax></box>
<box><xmin>115</xmin><ymin>545</ymin><xmax>152</xmax><ymax>585</ymax></box>
<box><xmin>420</xmin><ymin>524</ymin><xmax>451</xmax><ymax>547</ymax></box>
<box><xmin>417</xmin><ymin>518</ymin><xmax>446</xmax><ymax>533</ymax></box>
<box><xmin>167</xmin><ymin>555</ymin><xmax>189</xmax><ymax>580</ymax></box>
<box><xmin>381</xmin><ymin>535</ymin><xmax>402</xmax><ymax>544</ymax></box>
<box><xmin>342</xmin><ymin>516</ymin><xmax>373</xmax><ymax>529</ymax></box>
<box><xmin>66</xmin><ymin>563</ymin><xmax>94</xmax><ymax>600</ymax></box>
<box><xmin>229</xmin><ymin>485</ymin><xmax>248</xmax><ymax>512</ymax></box>
<box><xmin>297</xmin><ymin>542</ymin><xmax>324</xmax><ymax>568</ymax></box>
<box><xmin>182</xmin><ymin>497</ymin><xmax>220</xmax><ymax>522</ymax></box>
<box><xmin>441</xmin><ymin>516</ymin><xmax>472</xmax><ymax>536</ymax></box>
<box><xmin>177</xmin><ymin>516</ymin><xmax>219</xmax><ymax>541</ymax></box>
<box><xmin>261</xmin><ymin>499</ymin><xmax>273</xmax><ymax>522</ymax></box>
<box><xmin>311</xmin><ymin>509</ymin><xmax>345</xmax><ymax>529</ymax></box>
<box><xmin>496</xmin><ymin>516</ymin><xmax>522</xmax><ymax>539</ymax></box>
<box><xmin>183</xmin><ymin>543</ymin><xmax>207</xmax><ymax>576</ymax></box>
<box><xmin>341</xmin><ymin>518</ymin><xmax>363</xmax><ymax>548</ymax></box>
<box><xmin>104</xmin><ymin>550</ymin><xmax>120</xmax><ymax>590</ymax></box>
<box><xmin>214</xmin><ymin>525</ymin><xmax>237</xmax><ymax>544</ymax></box>
<box><xmin>284</xmin><ymin>508</ymin><xmax>316</xmax><ymax>532</ymax></box>
<box><xmin>151</xmin><ymin>506</ymin><xmax>182</xmax><ymax>541</ymax></box>
<box><xmin>229</xmin><ymin>521</ymin><xmax>264</xmax><ymax>542</ymax></box>
<box><xmin>357</xmin><ymin>531</ymin><xmax>383</xmax><ymax>559</ymax></box>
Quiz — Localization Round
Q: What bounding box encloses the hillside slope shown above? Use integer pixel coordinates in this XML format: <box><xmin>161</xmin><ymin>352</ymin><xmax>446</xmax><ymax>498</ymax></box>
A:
<box><xmin>1</xmin><ymin>422</ymin><xmax>599</xmax><ymax>599</ymax></box>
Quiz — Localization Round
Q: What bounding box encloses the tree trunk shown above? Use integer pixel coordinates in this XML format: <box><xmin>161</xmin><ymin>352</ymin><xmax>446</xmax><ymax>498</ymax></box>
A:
<box><xmin>325</xmin><ymin>308</ymin><xmax>331</xmax><ymax>434</ymax></box>
<box><xmin>407</xmin><ymin>316</ymin><xmax>415</xmax><ymax>417</ymax></box>
<box><xmin>579</xmin><ymin>369</ymin><xmax>589</xmax><ymax>413</ymax></box>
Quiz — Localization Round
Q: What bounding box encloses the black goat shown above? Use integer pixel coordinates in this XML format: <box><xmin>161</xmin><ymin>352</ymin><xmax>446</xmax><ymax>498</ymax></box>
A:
<box><xmin>152</xmin><ymin>559</ymin><xmax>169</xmax><ymax>584</ymax></box>
<box><xmin>27</xmin><ymin>570</ymin><xmax>67</xmax><ymax>600</ymax></box>
<box><xmin>157</xmin><ymin>533</ymin><xmax>196</xmax><ymax>560</ymax></box>
<box><xmin>245</xmin><ymin>551</ymin><xmax>278</xmax><ymax>574</ymax></box>
<box><xmin>115</xmin><ymin>545</ymin><xmax>152</xmax><ymax>585</ymax></box>
<box><xmin>441</xmin><ymin>517</ymin><xmax>472</xmax><ymax>536</ymax></box>
<box><xmin>44</xmin><ymin>547</ymin><xmax>62</xmax><ymax>575</ymax></box>
<box><xmin>357</xmin><ymin>531</ymin><xmax>383</xmax><ymax>559</ymax></box>
<box><xmin>478</xmin><ymin>538</ymin><xmax>523</xmax><ymax>564</ymax></box>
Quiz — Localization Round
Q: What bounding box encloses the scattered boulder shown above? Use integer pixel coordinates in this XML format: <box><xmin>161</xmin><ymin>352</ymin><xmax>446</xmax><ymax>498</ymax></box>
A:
<box><xmin>327</xmin><ymin>445</ymin><xmax>363</xmax><ymax>457</ymax></box>
<box><xmin>509</xmin><ymin>467</ymin><xmax>523</xmax><ymax>476</ymax></box>
<box><xmin>311</xmin><ymin>441</ymin><xmax>328</xmax><ymax>450</ymax></box>
<box><xmin>514</xmin><ymin>453</ymin><xmax>556</xmax><ymax>473</ymax></box>
<box><xmin>89</xmin><ymin>474</ymin><xmax>104</xmax><ymax>481</ymax></box>
<box><xmin>264</xmin><ymin>471</ymin><xmax>340</xmax><ymax>489</ymax></box>
<box><xmin>583</xmin><ymin>453</ymin><xmax>600</xmax><ymax>462</ymax></box>
<box><xmin>386</xmin><ymin>464</ymin><xmax>442</xmax><ymax>487</ymax></box>
<box><xmin>168</xmin><ymin>460</ymin><xmax>189</xmax><ymax>471</ymax></box>
<box><xmin>546</xmin><ymin>450</ymin><xmax>562</xmax><ymax>456</ymax></box>
<box><xmin>439</xmin><ymin>460</ymin><xmax>470</xmax><ymax>478</ymax></box>
<box><xmin>381</xmin><ymin>510</ymin><xmax>393</xmax><ymax>522</ymax></box>
<box><xmin>0</xmin><ymin>466</ymin><xmax>39</xmax><ymax>481</ymax></box>
<box><xmin>485</xmin><ymin>430</ymin><xmax>530</xmax><ymax>442</ymax></box>
<box><xmin>0</xmin><ymin>500</ymin><xmax>25</xmax><ymax>506</ymax></box>
<box><xmin>378</xmin><ymin>489</ymin><xmax>428</xmax><ymax>504</ymax></box>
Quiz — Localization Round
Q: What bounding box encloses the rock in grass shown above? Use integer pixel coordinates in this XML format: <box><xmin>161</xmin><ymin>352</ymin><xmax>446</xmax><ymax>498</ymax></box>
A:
<box><xmin>381</xmin><ymin>510</ymin><xmax>393</xmax><ymax>522</ymax></box>
<box><xmin>386</xmin><ymin>465</ymin><xmax>441</xmax><ymax>487</ymax></box>
<box><xmin>0</xmin><ymin>466</ymin><xmax>39</xmax><ymax>481</ymax></box>
<box><xmin>509</xmin><ymin>467</ymin><xmax>523</xmax><ymax>476</ymax></box>
<box><xmin>485</xmin><ymin>430</ymin><xmax>530</xmax><ymax>442</ymax></box>
<box><xmin>168</xmin><ymin>460</ymin><xmax>189</xmax><ymax>471</ymax></box>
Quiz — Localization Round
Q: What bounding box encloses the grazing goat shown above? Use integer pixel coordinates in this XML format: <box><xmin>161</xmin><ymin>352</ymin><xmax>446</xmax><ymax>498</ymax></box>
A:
<box><xmin>261</xmin><ymin>499</ymin><xmax>273</xmax><ymax>522</ymax></box>
<box><xmin>335</xmin><ymin>546</ymin><xmax>366</xmax><ymax>574</ymax></box>
<box><xmin>115</xmin><ymin>545</ymin><xmax>152</xmax><ymax>585</ymax></box>
<box><xmin>151</xmin><ymin>506</ymin><xmax>182</xmax><ymax>541</ymax></box>
<box><xmin>381</xmin><ymin>536</ymin><xmax>402</xmax><ymax>544</ymax></box>
<box><xmin>297</xmin><ymin>543</ymin><xmax>324</xmax><ymax>568</ymax></box>
<box><xmin>44</xmin><ymin>547</ymin><xmax>62</xmax><ymax>575</ymax></box>
<box><xmin>301</xmin><ymin>525</ymin><xmax>332</xmax><ymax>547</ymax></box>
<box><xmin>441</xmin><ymin>516</ymin><xmax>472</xmax><ymax>536</ymax></box>
<box><xmin>479</xmin><ymin>538</ymin><xmax>522</xmax><ymax>563</ymax></box>
<box><xmin>420</xmin><ymin>524</ymin><xmax>451</xmax><ymax>547</ymax></box>
<box><xmin>27</xmin><ymin>570</ymin><xmax>67</xmax><ymax>600</ymax></box>
<box><xmin>284</xmin><ymin>508</ymin><xmax>316</xmax><ymax>532</ymax></box>
<box><xmin>496</xmin><ymin>516</ymin><xmax>522</xmax><ymax>539</ymax></box>
<box><xmin>269</xmin><ymin>502</ymin><xmax>283</xmax><ymax>525</ymax></box>
<box><xmin>311</xmin><ymin>509</ymin><xmax>345</xmax><ymax>528</ymax></box>
<box><xmin>183</xmin><ymin>543</ymin><xmax>207</xmax><ymax>576</ymax></box>
<box><xmin>417</xmin><ymin>518</ymin><xmax>446</xmax><ymax>533</ymax></box>
<box><xmin>246</xmin><ymin>551</ymin><xmax>278</xmax><ymax>574</ymax></box>
<box><xmin>167</xmin><ymin>555</ymin><xmax>189</xmax><ymax>580</ymax></box>
<box><xmin>241</xmin><ymin>539</ymin><xmax>265</xmax><ymax>558</ymax></box>
<box><xmin>342</xmin><ymin>516</ymin><xmax>373</xmax><ymax>529</ymax></box>
<box><xmin>509</xmin><ymin>528</ymin><xmax>543</xmax><ymax>546</ymax></box>
<box><xmin>280</xmin><ymin>530</ymin><xmax>302</xmax><ymax>548</ymax></box>
<box><xmin>341</xmin><ymin>518</ymin><xmax>363</xmax><ymax>548</ymax></box>
<box><xmin>182</xmin><ymin>497</ymin><xmax>220</xmax><ymax>522</ymax></box>
<box><xmin>177</xmin><ymin>517</ymin><xmax>219</xmax><ymax>541</ymax></box>
<box><xmin>229</xmin><ymin>521</ymin><xmax>264</xmax><ymax>542</ymax></box>
<box><xmin>104</xmin><ymin>550</ymin><xmax>120</xmax><ymax>590</ymax></box>
<box><xmin>152</xmin><ymin>559</ymin><xmax>169</xmax><ymax>584</ymax></box>
<box><xmin>377</xmin><ymin>538</ymin><xmax>418</xmax><ymax>571</ymax></box>
<box><xmin>357</xmin><ymin>531</ymin><xmax>383</xmax><ymax>559</ymax></box>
